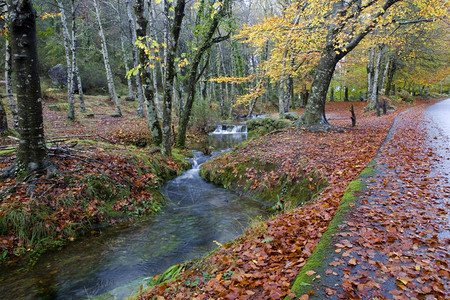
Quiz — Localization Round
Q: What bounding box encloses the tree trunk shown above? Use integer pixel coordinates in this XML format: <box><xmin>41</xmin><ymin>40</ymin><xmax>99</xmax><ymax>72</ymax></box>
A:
<box><xmin>300</xmin><ymin>48</ymin><xmax>338</xmax><ymax>124</ymax></box>
<box><xmin>126</xmin><ymin>0</ymin><xmax>145</xmax><ymax>117</ymax></box>
<box><xmin>176</xmin><ymin>0</ymin><xmax>231</xmax><ymax>148</ymax></box>
<box><xmin>5</xmin><ymin>40</ymin><xmax>18</xmax><ymax>130</ymax></box>
<box><xmin>161</xmin><ymin>0</ymin><xmax>185</xmax><ymax>156</ymax></box>
<box><xmin>381</xmin><ymin>56</ymin><xmax>390</xmax><ymax>95</ymax></box>
<box><xmin>385</xmin><ymin>57</ymin><xmax>396</xmax><ymax>96</ymax></box>
<box><xmin>329</xmin><ymin>86</ymin><xmax>334</xmax><ymax>102</ymax></box>
<box><xmin>370</xmin><ymin>45</ymin><xmax>383</xmax><ymax>113</ymax></box>
<box><xmin>278</xmin><ymin>79</ymin><xmax>286</xmax><ymax>117</ymax></box>
<box><xmin>118</xmin><ymin>26</ymin><xmax>133</xmax><ymax>100</ymax></box>
<box><xmin>148</xmin><ymin>2</ymin><xmax>162</xmax><ymax>119</ymax></box>
<box><xmin>0</xmin><ymin>99</ymin><xmax>7</xmax><ymax>133</ymax></box>
<box><xmin>8</xmin><ymin>0</ymin><xmax>47</xmax><ymax>171</ymax></box>
<box><xmin>135</xmin><ymin>0</ymin><xmax>162</xmax><ymax>145</ymax></box>
<box><xmin>118</xmin><ymin>0</ymin><xmax>134</xmax><ymax>100</ymax></box>
<box><xmin>299</xmin><ymin>0</ymin><xmax>401</xmax><ymax>125</ymax></box>
<box><xmin>58</xmin><ymin>0</ymin><xmax>75</xmax><ymax>120</ymax></box>
<box><xmin>71</xmin><ymin>0</ymin><xmax>85</xmax><ymax>112</ymax></box>
<box><xmin>93</xmin><ymin>0</ymin><xmax>121</xmax><ymax>116</ymax></box>
<box><xmin>344</xmin><ymin>86</ymin><xmax>349</xmax><ymax>102</ymax></box>
<box><xmin>367</xmin><ymin>47</ymin><xmax>375</xmax><ymax>101</ymax></box>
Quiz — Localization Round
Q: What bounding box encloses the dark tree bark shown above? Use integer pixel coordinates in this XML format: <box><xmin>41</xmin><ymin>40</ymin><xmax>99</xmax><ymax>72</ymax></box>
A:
<box><xmin>5</xmin><ymin>40</ymin><xmax>19</xmax><ymax>129</ymax></box>
<box><xmin>299</xmin><ymin>0</ymin><xmax>400</xmax><ymax>125</ymax></box>
<box><xmin>385</xmin><ymin>57</ymin><xmax>396</xmax><ymax>96</ymax></box>
<box><xmin>344</xmin><ymin>86</ymin><xmax>349</xmax><ymax>102</ymax></box>
<box><xmin>7</xmin><ymin>0</ymin><xmax>47</xmax><ymax>171</ymax></box>
<box><xmin>0</xmin><ymin>98</ymin><xmax>7</xmax><ymax>132</ymax></box>
<box><xmin>300</xmin><ymin>47</ymin><xmax>338</xmax><ymax>124</ymax></box>
<box><xmin>301</xmin><ymin>83</ymin><xmax>309</xmax><ymax>107</ymax></box>
<box><xmin>161</xmin><ymin>0</ymin><xmax>185</xmax><ymax>156</ymax></box>
<box><xmin>350</xmin><ymin>104</ymin><xmax>356</xmax><ymax>127</ymax></box>
<box><xmin>135</xmin><ymin>0</ymin><xmax>162</xmax><ymax>145</ymax></box>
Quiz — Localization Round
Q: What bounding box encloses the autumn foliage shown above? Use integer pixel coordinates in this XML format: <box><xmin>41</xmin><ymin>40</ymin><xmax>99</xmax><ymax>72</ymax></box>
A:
<box><xmin>137</xmin><ymin>100</ymin><xmax>446</xmax><ymax>299</ymax></box>
<box><xmin>0</xmin><ymin>97</ymin><xmax>189</xmax><ymax>263</ymax></box>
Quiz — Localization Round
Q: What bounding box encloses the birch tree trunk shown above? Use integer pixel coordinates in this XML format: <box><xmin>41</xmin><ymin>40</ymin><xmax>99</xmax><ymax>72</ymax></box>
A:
<box><xmin>115</xmin><ymin>0</ymin><xmax>133</xmax><ymax>100</ymax></box>
<box><xmin>119</xmin><ymin>23</ymin><xmax>134</xmax><ymax>100</ymax></box>
<box><xmin>71</xmin><ymin>0</ymin><xmax>85</xmax><ymax>112</ymax></box>
<box><xmin>381</xmin><ymin>56</ymin><xmax>390</xmax><ymax>95</ymax></box>
<box><xmin>5</xmin><ymin>40</ymin><xmax>18</xmax><ymax>129</ymax></box>
<box><xmin>367</xmin><ymin>47</ymin><xmax>375</xmax><ymax>101</ymax></box>
<box><xmin>93</xmin><ymin>0</ymin><xmax>121</xmax><ymax>116</ymax></box>
<box><xmin>148</xmin><ymin>2</ymin><xmax>162</xmax><ymax>119</ymax></box>
<box><xmin>370</xmin><ymin>45</ymin><xmax>384</xmax><ymax>115</ymax></box>
<box><xmin>57</xmin><ymin>0</ymin><xmax>75</xmax><ymax>120</ymax></box>
<box><xmin>7</xmin><ymin>0</ymin><xmax>47</xmax><ymax>171</ymax></box>
<box><xmin>126</xmin><ymin>0</ymin><xmax>144</xmax><ymax>117</ymax></box>
<box><xmin>135</xmin><ymin>0</ymin><xmax>162</xmax><ymax>145</ymax></box>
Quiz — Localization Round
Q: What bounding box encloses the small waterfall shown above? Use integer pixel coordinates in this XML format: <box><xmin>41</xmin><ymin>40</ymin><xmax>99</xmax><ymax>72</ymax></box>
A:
<box><xmin>210</xmin><ymin>124</ymin><xmax>248</xmax><ymax>135</ymax></box>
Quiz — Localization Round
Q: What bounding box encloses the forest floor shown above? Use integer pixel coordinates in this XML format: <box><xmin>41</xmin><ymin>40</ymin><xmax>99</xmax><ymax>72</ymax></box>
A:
<box><xmin>0</xmin><ymin>94</ymin><xmax>191</xmax><ymax>264</ymax></box>
<box><xmin>136</xmin><ymin>98</ymin><xmax>449</xmax><ymax>300</ymax></box>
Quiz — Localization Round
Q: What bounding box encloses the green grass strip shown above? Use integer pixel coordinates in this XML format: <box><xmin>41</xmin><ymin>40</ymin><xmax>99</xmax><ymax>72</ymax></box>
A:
<box><xmin>288</xmin><ymin>161</ymin><xmax>375</xmax><ymax>299</ymax></box>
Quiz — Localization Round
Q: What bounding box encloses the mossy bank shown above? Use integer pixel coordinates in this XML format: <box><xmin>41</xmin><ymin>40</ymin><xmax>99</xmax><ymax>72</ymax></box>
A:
<box><xmin>199</xmin><ymin>121</ymin><xmax>327</xmax><ymax>210</ymax></box>
<box><xmin>0</xmin><ymin>145</ymin><xmax>190</xmax><ymax>265</ymax></box>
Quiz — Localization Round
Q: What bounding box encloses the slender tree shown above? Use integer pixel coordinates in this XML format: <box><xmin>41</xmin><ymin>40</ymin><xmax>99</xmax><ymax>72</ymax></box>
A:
<box><xmin>126</xmin><ymin>0</ymin><xmax>145</xmax><ymax>117</ymax></box>
<box><xmin>135</xmin><ymin>0</ymin><xmax>162</xmax><ymax>145</ymax></box>
<box><xmin>176</xmin><ymin>0</ymin><xmax>232</xmax><ymax>148</ymax></box>
<box><xmin>93</xmin><ymin>0</ymin><xmax>122</xmax><ymax>116</ymax></box>
<box><xmin>71</xmin><ymin>0</ymin><xmax>86</xmax><ymax>112</ymax></box>
<box><xmin>158</xmin><ymin>0</ymin><xmax>185</xmax><ymax>155</ymax></box>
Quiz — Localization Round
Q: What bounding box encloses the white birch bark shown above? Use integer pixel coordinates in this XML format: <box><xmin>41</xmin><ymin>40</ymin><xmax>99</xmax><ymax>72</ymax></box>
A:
<box><xmin>57</xmin><ymin>0</ymin><xmax>75</xmax><ymax>120</ymax></box>
<box><xmin>367</xmin><ymin>47</ymin><xmax>375</xmax><ymax>101</ymax></box>
<box><xmin>116</xmin><ymin>1</ymin><xmax>133</xmax><ymax>100</ymax></box>
<box><xmin>381</xmin><ymin>56</ymin><xmax>390</xmax><ymax>96</ymax></box>
<box><xmin>5</xmin><ymin>40</ymin><xmax>18</xmax><ymax>129</ymax></box>
<box><xmin>370</xmin><ymin>45</ymin><xmax>384</xmax><ymax>110</ymax></box>
<box><xmin>126</xmin><ymin>0</ymin><xmax>145</xmax><ymax>117</ymax></box>
<box><xmin>71</xmin><ymin>0</ymin><xmax>86</xmax><ymax>112</ymax></box>
<box><xmin>148</xmin><ymin>2</ymin><xmax>162</xmax><ymax>119</ymax></box>
<box><xmin>93</xmin><ymin>0</ymin><xmax>122</xmax><ymax>116</ymax></box>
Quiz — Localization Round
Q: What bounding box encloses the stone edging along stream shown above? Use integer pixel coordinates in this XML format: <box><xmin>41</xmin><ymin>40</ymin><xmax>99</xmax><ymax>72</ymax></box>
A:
<box><xmin>287</xmin><ymin>109</ymin><xmax>411</xmax><ymax>298</ymax></box>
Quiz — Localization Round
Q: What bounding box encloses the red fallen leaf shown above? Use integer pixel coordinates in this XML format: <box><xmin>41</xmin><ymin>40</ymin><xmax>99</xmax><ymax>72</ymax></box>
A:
<box><xmin>421</xmin><ymin>286</ymin><xmax>432</xmax><ymax>294</ymax></box>
<box><xmin>342</xmin><ymin>281</ymin><xmax>353</xmax><ymax>291</ymax></box>
<box><xmin>348</xmin><ymin>257</ymin><xmax>357</xmax><ymax>266</ymax></box>
<box><xmin>305</xmin><ymin>270</ymin><xmax>316</xmax><ymax>276</ymax></box>
<box><xmin>225</xmin><ymin>292</ymin><xmax>239</xmax><ymax>300</ymax></box>
<box><xmin>299</xmin><ymin>295</ymin><xmax>309</xmax><ymax>300</ymax></box>
<box><xmin>325</xmin><ymin>269</ymin><xmax>333</xmax><ymax>275</ymax></box>
<box><xmin>269</xmin><ymin>289</ymin><xmax>284</xmax><ymax>299</ymax></box>
<box><xmin>325</xmin><ymin>288</ymin><xmax>336</xmax><ymax>295</ymax></box>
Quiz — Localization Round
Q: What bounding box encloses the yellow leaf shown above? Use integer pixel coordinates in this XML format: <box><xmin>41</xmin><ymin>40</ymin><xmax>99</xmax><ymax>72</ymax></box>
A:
<box><xmin>396</xmin><ymin>278</ymin><xmax>408</xmax><ymax>285</ymax></box>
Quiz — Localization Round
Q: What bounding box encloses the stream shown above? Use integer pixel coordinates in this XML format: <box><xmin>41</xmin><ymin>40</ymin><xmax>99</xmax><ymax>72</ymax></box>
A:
<box><xmin>0</xmin><ymin>126</ymin><xmax>269</xmax><ymax>300</ymax></box>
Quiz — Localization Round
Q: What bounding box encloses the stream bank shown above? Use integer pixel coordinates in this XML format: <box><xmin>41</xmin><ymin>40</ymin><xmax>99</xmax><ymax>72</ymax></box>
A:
<box><xmin>0</xmin><ymin>126</ymin><xmax>270</xmax><ymax>300</ymax></box>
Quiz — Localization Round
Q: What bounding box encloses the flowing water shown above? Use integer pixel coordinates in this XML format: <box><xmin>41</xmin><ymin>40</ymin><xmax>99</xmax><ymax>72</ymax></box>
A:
<box><xmin>0</xmin><ymin>126</ymin><xmax>269</xmax><ymax>300</ymax></box>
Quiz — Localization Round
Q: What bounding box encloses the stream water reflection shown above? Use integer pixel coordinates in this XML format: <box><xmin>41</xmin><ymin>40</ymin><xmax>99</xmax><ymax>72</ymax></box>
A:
<box><xmin>0</xmin><ymin>129</ymin><xmax>269</xmax><ymax>300</ymax></box>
